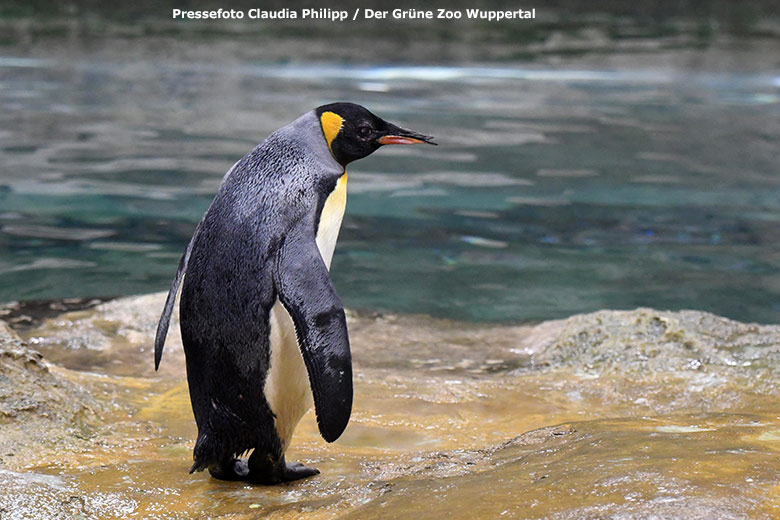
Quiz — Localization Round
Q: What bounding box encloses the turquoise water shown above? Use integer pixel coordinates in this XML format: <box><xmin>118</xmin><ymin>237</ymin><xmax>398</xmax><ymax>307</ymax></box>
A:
<box><xmin>1</xmin><ymin>56</ymin><xmax>778</xmax><ymax>324</ymax></box>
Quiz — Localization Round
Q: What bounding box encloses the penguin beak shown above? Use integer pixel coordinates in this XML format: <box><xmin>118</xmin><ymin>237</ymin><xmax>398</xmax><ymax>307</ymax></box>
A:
<box><xmin>377</xmin><ymin>124</ymin><xmax>437</xmax><ymax>146</ymax></box>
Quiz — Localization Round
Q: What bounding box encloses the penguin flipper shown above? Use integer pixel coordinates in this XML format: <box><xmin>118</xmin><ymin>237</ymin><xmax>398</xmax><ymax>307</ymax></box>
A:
<box><xmin>275</xmin><ymin>231</ymin><xmax>352</xmax><ymax>443</ymax></box>
<box><xmin>154</xmin><ymin>220</ymin><xmax>201</xmax><ymax>370</ymax></box>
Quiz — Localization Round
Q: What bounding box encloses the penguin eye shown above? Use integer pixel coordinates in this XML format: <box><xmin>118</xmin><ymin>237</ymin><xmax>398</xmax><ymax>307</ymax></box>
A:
<box><xmin>356</xmin><ymin>125</ymin><xmax>372</xmax><ymax>139</ymax></box>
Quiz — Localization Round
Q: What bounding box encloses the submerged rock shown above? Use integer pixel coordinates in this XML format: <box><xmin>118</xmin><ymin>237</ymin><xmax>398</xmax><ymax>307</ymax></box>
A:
<box><xmin>2</xmin><ymin>294</ymin><xmax>780</xmax><ymax>519</ymax></box>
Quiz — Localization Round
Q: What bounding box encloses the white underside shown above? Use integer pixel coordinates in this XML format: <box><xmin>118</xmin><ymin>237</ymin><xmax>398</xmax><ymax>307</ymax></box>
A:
<box><xmin>263</xmin><ymin>173</ymin><xmax>347</xmax><ymax>452</ymax></box>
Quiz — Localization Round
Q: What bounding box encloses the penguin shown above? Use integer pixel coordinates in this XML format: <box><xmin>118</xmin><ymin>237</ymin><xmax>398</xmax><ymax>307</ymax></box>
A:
<box><xmin>154</xmin><ymin>102</ymin><xmax>436</xmax><ymax>484</ymax></box>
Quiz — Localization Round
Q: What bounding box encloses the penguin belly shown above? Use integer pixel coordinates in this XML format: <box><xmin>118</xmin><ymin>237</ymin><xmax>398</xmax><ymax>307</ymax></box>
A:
<box><xmin>263</xmin><ymin>172</ymin><xmax>347</xmax><ymax>451</ymax></box>
<box><xmin>264</xmin><ymin>300</ymin><xmax>313</xmax><ymax>451</ymax></box>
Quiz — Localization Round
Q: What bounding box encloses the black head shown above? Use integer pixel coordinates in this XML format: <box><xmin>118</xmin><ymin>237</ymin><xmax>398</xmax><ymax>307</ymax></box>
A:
<box><xmin>315</xmin><ymin>102</ymin><xmax>436</xmax><ymax>167</ymax></box>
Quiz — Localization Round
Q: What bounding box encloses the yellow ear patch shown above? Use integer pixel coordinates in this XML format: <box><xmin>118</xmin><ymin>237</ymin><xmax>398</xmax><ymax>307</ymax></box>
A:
<box><xmin>320</xmin><ymin>111</ymin><xmax>343</xmax><ymax>151</ymax></box>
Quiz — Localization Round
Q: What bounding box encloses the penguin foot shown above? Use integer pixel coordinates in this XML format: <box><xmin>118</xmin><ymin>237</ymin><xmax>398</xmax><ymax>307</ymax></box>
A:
<box><xmin>207</xmin><ymin>458</ymin><xmax>250</xmax><ymax>481</ymax></box>
<box><xmin>281</xmin><ymin>461</ymin><xmax>320</xmax><ymax>482</ymax></box>
<box><xmin>206</xmin><ymin>454</ymin><xmax>320</xmax><ymax>484</ymax></box>
<box><xmin>246</xmin><ymin>453</ymin><xmax>320</xmax><ymax>485</ymax></box>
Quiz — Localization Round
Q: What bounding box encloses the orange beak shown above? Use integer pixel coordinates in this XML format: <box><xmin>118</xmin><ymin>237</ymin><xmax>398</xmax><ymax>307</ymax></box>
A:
<box><xmin>376</xmin><ymin>124</ymin><xmax>437</xmax><ymax>146</ymax></box>
<box><xmin>377</xmin><ymin>135</ymin><xmax>426</xmax><ymax>145</ymax></box>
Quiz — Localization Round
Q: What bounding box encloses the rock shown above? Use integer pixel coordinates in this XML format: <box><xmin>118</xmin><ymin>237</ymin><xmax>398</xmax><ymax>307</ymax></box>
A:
<box><xmin>0</xmin><ymin>320</ymin><xmax>101</xmax><ymax>472</ymax></box>
<box><xmin>3</xmin><ymin>295</ymin><xmax>780</xmax><ymax>519</ymax></box>
<box><xmin>0</xmin><ymin>320</ymin><xmax>98</xmax><ymax>422</ymax></box>
<box><xmin>345</xmin><ymin>416</ymin><xmax>777</xmax><ymax>520</ymax></box>
<box><xmin>514</xmin><ymin>307</ymin><xmax>780</xmax><ymax>375</ymax></box>
<box><xmin>19</xmin><ymin>293</ymin><xmax>184</xmax><ymax>378</ymax></box>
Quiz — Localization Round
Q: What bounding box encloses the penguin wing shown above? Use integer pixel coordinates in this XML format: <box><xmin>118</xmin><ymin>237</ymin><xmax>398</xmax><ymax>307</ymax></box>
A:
<box><xmin>154</xmin><ymin>159</ymin><xmax>243</xmax><ymax>370</ymax></box>
<box><xmin>275</xmin><ymin>228</ymin><xmax>352</xmax><ymax>443</ymax></box>
<box><xmin>154</xmin><ymin>220</ymin><xmax>201</xmax><ymax>370</ymax></box>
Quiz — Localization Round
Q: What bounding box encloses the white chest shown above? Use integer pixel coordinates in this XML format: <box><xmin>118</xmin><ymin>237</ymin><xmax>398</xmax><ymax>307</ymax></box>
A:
<box><xmin>315</xmin><ymin>173</ymin><xmax>347</xmax><ymax>269</ymax></box>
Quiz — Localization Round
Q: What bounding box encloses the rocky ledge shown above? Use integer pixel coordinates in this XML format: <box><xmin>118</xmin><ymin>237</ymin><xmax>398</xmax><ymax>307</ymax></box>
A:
<box><xmin>1</xmin><ymin>294</ymin><xmax>779</xmax><ymax>519</ymax></box>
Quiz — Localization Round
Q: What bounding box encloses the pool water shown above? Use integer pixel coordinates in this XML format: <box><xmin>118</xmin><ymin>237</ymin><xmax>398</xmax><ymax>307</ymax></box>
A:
<box><xmin>1</xmin><ymin>54</ymin><xmax>778</xmax><ymax>324</ymax></box>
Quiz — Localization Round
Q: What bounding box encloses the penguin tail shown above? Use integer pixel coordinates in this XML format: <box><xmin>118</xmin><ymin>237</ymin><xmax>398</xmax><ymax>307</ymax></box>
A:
<box><xmin>190</xmin><ymin>430</ymin><xmax>232</xmax><ymax>474</ymax></box>
<box><xmin>189</xmin><ymin>460</ymin><xmax>207</xmax><ymax>474</ymax></box>
<box><xmin>190</xmin><ymin>432</ymin><xmax>212</xmax><ymax>473</ymax></box>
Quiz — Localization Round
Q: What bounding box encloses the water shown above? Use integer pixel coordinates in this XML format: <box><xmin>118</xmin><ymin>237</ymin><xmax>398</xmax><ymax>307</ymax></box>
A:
<box><xmin>1</xmin><ymin>48</ymin><xmax>779</xmax><ymax>324</ymax></box>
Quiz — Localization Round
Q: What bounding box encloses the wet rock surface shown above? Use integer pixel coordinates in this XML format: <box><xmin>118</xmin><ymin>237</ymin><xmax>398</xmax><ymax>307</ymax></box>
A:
<box><xmin>346</xmin><ymin>416</ymin><xmax>780</xmax><ymax>520</ymax></box>
<box><xmin>2</xmin><ymin>294</ymin><xmax>780</xmax><ymax>519</ymax></box>
<box><xmin>0</xmin><ymin>320</ymin><xmax>100</xmax><ymax>465</ymax></box>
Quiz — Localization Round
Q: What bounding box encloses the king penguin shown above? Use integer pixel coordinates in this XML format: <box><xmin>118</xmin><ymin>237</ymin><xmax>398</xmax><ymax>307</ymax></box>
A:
<box><xmin>154</xmin><ymin>102</ymin><xmax>436</xmax><ymax>484</ymax></box>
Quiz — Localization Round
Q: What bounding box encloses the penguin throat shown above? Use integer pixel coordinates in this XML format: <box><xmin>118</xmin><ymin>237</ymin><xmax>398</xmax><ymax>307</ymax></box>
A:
<box><xmin>319</xmin><ymin>112</ymin><xmax>343</xmax><ymax>152</ymax></box>
<box><xmin>316</xmin><ymin>172</ymin><xmax>347</xmax><ymax>270</ymax></box>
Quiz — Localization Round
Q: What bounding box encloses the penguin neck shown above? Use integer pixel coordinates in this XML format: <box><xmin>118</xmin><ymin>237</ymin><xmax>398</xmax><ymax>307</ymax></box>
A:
<box><xmin>276</xmin><ymin>111</ymin><xmax>347</xmax><ymax>269</ymax></box>
<box><xmin>315</xmin><ymin>171</ymin><xmax>347</xmax><ymax>270</ymax></box>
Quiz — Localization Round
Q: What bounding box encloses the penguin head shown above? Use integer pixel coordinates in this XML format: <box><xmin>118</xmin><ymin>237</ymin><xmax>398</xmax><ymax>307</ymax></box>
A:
<box><xmin>316</xmin><ymin>102</ymin><xmax>436</xmax><ymax>167</ymax></box>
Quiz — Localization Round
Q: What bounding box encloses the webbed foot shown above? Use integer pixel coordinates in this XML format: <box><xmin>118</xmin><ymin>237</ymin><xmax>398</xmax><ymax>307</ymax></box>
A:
<box><xmin>247</xmin><ymin>452</ymin><xmax>319</xmax><ymax>485</ymax></box>
<box><xmin>281</xmin><ymin>460</ymin><xmax>320</xmax><ymax>482</ymax></box>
